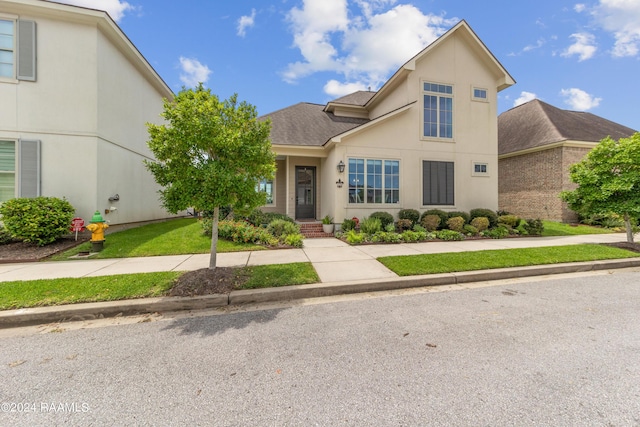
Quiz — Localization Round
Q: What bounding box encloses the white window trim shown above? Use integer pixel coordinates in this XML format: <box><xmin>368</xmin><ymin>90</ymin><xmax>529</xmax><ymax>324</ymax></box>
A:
<box><xmin>0</xmin><ymin>17</ymin><xmax>16</xmax><ymax>82</ymax></box>
<box><xmin>421</xmin><ymin>80</ymin><xmax>455</xmax><ymax>142</ymax></box>
<box><xmin>472</xmin><ymin>161</ymin><xmax>489</xmax><ymax>177</ymax></box>
<box><xmin>471</xmin><ymin>86</ymin><xmax>489</xmax><ymax>102</ymax></box>
<box><xmin>347</xmin><ymin>157</ymin><xmax>400</xmax><ymax>205</ymax></box>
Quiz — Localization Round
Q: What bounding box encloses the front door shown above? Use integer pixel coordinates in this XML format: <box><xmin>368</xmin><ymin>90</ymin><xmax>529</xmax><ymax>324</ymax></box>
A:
<box><xmin>295</xmin><ymin>166</ymin><xmax>316</xmax><ymax>219</ymax></box>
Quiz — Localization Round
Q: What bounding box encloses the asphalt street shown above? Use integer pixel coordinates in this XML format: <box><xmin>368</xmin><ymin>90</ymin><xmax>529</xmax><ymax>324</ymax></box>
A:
<box><xmin>1</xmin><ymin>271</ymin><xmax>639</xmax><ymax>426</ymax></box>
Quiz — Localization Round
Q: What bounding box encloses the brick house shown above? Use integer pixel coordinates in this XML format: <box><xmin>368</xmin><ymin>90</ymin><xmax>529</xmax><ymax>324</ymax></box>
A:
<box><xmin>498</xmin><ymin>99</ymin><xmax>637</xmax><ymax>222</ymax></box>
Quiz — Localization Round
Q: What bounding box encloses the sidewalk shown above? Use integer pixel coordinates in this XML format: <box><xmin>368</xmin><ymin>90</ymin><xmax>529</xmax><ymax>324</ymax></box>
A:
<box><xmin>0</xmin><ymin>233</ymin><xmax>630</xmax><ymax>283</ymax></box>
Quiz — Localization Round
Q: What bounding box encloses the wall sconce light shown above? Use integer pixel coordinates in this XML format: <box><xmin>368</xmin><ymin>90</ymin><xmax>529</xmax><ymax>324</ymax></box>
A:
<box><xmin>337</xmin><ymin>160</ymin><xmax>345</xmax><ymax>173</ymax></box>
<box><xmin>109</xmin><ymin>194</ymin><xmax>120</xmax><ymax>202</ymax></box>
<box><xmin>336</xmin><ymin>179</ymin><xmax>344</xmax><ymax>188</ymax></box>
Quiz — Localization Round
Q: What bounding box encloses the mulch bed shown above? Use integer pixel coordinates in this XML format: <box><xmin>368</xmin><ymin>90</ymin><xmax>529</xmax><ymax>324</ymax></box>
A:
<box><xmin>0</xmin><ymin>237</ymin><xmax>88</xmax><ymax>263</ymax></box>
<box><xmin>169</xmin><ymin>267</ymin><xmax>251</xmax><ymax>296</ymax></box>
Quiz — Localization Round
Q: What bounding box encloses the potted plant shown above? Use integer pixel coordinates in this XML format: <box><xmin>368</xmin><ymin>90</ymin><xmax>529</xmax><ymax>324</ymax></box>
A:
<box><xmin>321</xmin><ymin>215</ymin><xmax>334</xmax><ymax>234</ymax></box>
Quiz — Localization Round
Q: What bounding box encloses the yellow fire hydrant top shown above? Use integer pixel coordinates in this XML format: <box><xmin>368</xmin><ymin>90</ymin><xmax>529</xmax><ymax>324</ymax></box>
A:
<box><xmin>86</xmin><ymin>211</ymin><xmax>109</xmax><ymax>242</ymax></box>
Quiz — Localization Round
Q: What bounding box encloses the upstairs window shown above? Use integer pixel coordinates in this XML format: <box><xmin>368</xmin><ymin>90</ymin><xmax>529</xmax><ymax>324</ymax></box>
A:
<box><xmin>423</xmin><ymin>82</ymin><xmax>453</xmax><ymax>139</ymax></box>
<box><xmin>0</xmin><ymin>18</ymin><xmax>36</xmax><ymax>81</ymax></box>
<box><xmin>0</xmin><ymin>20</ymin><xmax>14</xmax><ymax>78</ymax></box>
<box><xmin>472</xmin><ymin>87</ymin><xmax>488</xmax><ymax>102</ymax></box>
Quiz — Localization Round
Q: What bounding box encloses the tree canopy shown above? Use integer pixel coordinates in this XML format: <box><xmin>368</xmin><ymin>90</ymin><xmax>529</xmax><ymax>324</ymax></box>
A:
<box><xmin>561</xmin><ymin>132</ymin><xmax>640</xmax><ymax>243</ymax></box>
<box><xmin>146</xmin><ymin>85</ymin><xmax>275</xmax><ymax>268</ymax></box>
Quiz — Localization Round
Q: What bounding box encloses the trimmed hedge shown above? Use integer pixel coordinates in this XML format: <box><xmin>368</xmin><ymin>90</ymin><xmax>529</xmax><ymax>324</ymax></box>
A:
<box><xmin>370</xmin><ymin>211</ymin><xmax>394</xmax><ymax>229</ymax></box>
<box><xmin>0</xmin><ymin>197</ymin><xmax>75</xmax><ymax>246</ymax></box>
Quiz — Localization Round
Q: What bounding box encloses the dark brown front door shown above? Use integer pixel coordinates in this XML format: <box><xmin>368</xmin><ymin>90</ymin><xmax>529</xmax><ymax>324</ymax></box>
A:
<box><xmin>295</xmin><ymin>166</ymin><xmax>315</xmax><ymax>219</ymax></box>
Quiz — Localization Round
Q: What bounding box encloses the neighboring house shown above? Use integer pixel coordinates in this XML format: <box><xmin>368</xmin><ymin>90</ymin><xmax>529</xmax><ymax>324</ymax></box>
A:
<box><xmin>0</xmin><ymin>0</ymin><xmax>175</xmax><ymax>224</ymax></box>
<box><xmin>261</xmin><ymin>20</ymin><xmax>515</xmax><ymax>224</ymax></box>
<box><xmin>498</xmin><ymin>99</ymin><xmax>637</xmax><ymax>222</ymax></box>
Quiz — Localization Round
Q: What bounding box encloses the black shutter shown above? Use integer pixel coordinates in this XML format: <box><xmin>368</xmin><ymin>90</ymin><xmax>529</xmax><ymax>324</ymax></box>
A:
<box><xmin>423</xmin><ymin>161</ymin><xmax>454</xmax><ymax>205</ymax></box>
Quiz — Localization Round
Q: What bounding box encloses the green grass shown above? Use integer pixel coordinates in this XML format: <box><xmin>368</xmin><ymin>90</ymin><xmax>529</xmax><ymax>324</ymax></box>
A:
<box><xmin>542</xmin><ymin>221</ymin><xmax>613</xmax><ymax>236</ymax></box>
<box><xmin>0</xmin><ymin>263</ymin><xmax>319</xmax><ymax>310</ymax></box>
<box><xmin>378</xmin><ymin>244</ymin><xmax>637</xmax><ymax>276</ymax></box>
<box><xmin>51</xmin><ymin>218</ymin><xmax>265</xmax><ymax>260</ymax></box>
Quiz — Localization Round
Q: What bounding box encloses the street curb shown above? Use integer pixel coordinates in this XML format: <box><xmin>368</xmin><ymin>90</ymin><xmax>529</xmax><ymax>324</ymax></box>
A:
<box><xmin>2</xmin><ymin>258</ymin><xmax>640</xmax><ymax>328</ymax></box>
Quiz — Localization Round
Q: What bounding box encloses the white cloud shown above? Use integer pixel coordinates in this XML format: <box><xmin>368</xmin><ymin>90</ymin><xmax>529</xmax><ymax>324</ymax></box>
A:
<box><xmin>560</xmin><ymin>88</ymin><xmax>602</xmax><ymax>110</ymax></box>
<box><xmin>55</xmin><ymin>0</ymin><xmax>136</xmax><ymax>22</ymax></box>
<box><xmin>523</xmin><ymin>38</ymin><xmax>546</xmax><ymax>52</ymax></box>
<box><xmin>592</xmin><ymin>0</ymin><xmax>640</xmax><ymax>57</ymax></box>
<box><xmin>574</xmin><ymin>3</ymin><xmax>587</xmax><ymax>13</ymax></box>
<box><xmin>513</xmin><ymin>91</ymin><xmax>538</xmax><ymax>107</ymax></box>
<box><xmin>561</xmin><ymin>32</ymin><xmax>597</xmax><ymax>61</ymax></box>
<box><xmin>237</xmin><ymin>9</ymin><xmax>257</xmax><ymax>37</ymax></box>
<box><xmin>179</xmin><ymin>57</ymin><xmax>212</xmax><ymax>88</ymax></box>
<box><xmin>324</xmin><ymin>80</ymin><xmax>369</xmax><ymax>97</ymax></box>
<box><xmin>283</xmin><ymin>0</ymin><xmax>457</xmax><ymax>96</ymax></box>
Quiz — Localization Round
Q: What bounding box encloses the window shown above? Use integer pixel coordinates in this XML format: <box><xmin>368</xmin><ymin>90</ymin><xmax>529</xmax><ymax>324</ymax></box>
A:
<box><xmin>0</xmin><ymin>19</ymin><xmax>14</xmax><ymax>78</ymax></box>
<box><xmin>472</xmin><ymin>87</ymin><xmax>488</xmax><ymax>101</ymax></box>
<box><xmin>349</xmin><ymin>158</ymin><xmax>399</xmax><ymax>204</ymax></box>
<box><xmin>0</xmin><ymin>140</ymin><xmax>15</xmax><ymax>202</ymax></box>
<box><xmin>472</xmin><ymin>162</ymin><xmax>488</xmax><ymax>176</ymax></box>
<box><xmin>0</xmin><ymin>18</ymin><xmax>36</xmax><ymax>81</ymax></box>
<box><xmin>257</xmin><ymin>179</ymin><xmax>274</xmax><ymax>205</ymax></box>
<box><xmin>423</xmin><ymin>160</ymin><xmax>454</xmax><ymax>206</ymax></box>
<box><xmin>423</xmin><ymin>82</ymin><xmax>453</xmax><ymax>139</ymax></box>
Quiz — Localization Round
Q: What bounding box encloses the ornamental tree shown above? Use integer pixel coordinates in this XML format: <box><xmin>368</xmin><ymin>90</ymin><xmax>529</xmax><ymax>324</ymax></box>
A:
<box><xmin>560</xmin><ymin>132</ymin><xmax>640</xmax><ymax>243</ymax></box>
<box><xmin>146</xmin><ymin>85</ymin><xmax>275</xmax><ymax>269</ymax></box>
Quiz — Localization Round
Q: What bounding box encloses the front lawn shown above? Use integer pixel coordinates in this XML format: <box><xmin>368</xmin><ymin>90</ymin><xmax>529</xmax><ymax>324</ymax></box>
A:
<box><xmin>50</xmin><ymin>218</ymin><xmax>265</xmax><ymax>260</ymax></box>
<box><xmin>541</xmin><ymin>221</ymin><xmax>613</xmax><ymax>236</ymax></box>
<box><xmin>378</xmin><ymin>244</ymin><xmax>637</xmax><ymax>276</ymax></box>
<box><xmin>0</xmin><ymin>263</ymin><xmax>320</xmax><ymax>310</ymax></box>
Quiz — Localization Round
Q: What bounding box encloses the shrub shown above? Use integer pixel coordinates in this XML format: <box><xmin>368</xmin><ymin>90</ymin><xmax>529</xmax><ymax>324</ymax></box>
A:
<box><xmin>447</xmin><ymin>211</ymin><xmax>470</xmax><ymax>223</ymax></box>
<box><xmin>0</xmin><ymin>197</ymin><xmax>75</xmax><ymax>246</ymax></box>
<box><xmin>267</xmin><ymin>219</ymin><xmax>300</xmax><ymax>238</ymax></box>
<box><xmin>446</xmin><ymin>216</ymin><xmax>465</xmax><ymax>232</ymax></box>
<box><xmin>0</xmin><ymin>223</ymin><xmax>15</xmax><ymax>245</ymax></box>
<box><xmin>396</xmin><ymin>218</ymin><xmax>413</xmax><ymax>231</ymax></box>
<box><xmin>470</xmin><ymin>216</ymin><xmax>490</xmax><ymax>232</ymax></box>
<box><xmin>421</xmin><ymin>209</ymin><xmax>449</xmax><ymax>229</ymax></box>
<box><xmin>384</xmin><ymin>223</ymin><xmax>396</xmax><ymax>233</ymax></box>
<box><xmin>284</xmin><ymin>233</ymin><xmax>304</xmax><ymax>248</ymax></box>
<box><xmin>345</xmin><ymin>229</ymin><xmax>364</xmax><ymax>244</ymax></box>
<box><xmin>413</xmin><ymin>224</ymin><xmax>426</xmax><ymax>233</ymax></box>
<box><xmin>341</xmin><ymin>218</ymin><xmax>357</xmax><ymax>232</ymax></box>
<box><xmin>470</xmin><ymin>208</ymin><xmax>498</xmax><ymax>228</ymax></box>
<box><xmin>482</xmin><ymin>226</ymin><xmax>510</xmax><ymax>239</ymax></box>
<box><xmin>463</xmin><ymin>224</ymin><xmax>479</xmax><ymax>235</ymax></box>
<box><xmin>401</xmin><ymin>230</ymin><xmax>421</xmax><ymax>243</ymax></box>
<box><xmin>398</xmin><ymin>209</ymin><xmax>420</xmax><ymax>226</ymax></box>
<box><xmin>245</xmin><ymin>209</ymin><xmax>294</xmax><ymax>227</ymax></box>
<box><xmin>523</xmin><ymin>218</ymin><xmax>544</xmax><ymax>235</ymax></box>
<box><xmin>421</xmin><ymin>214</ymin><xmax>441</xmax><ymax>232</ymax></box>
<box><xmin>435</xmin><ymin>229</ymin><xmax>465</xmax><ymax>241</ymax></box>
<box><xmin>360</xmin><ymin>217</ymin><xmax>382</xmax><ymax>234</ymax></box>
<box><xmin>498</xmin><ymin>214</ymin><xmax>521</xmax><ymax>228</ymax></box>
<box><xmin>370</xmin><ymin>211</ymin><xmax>394</xmax><ymax>229</ymax></box>
<box><xmin>383</xmin><ymin>232</ymin><xmax>402</xmax><ymax>243</ymax></box>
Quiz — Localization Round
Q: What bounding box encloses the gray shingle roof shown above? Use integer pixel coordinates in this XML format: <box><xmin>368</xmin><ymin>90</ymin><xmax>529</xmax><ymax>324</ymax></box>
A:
<box><xmin>261</xmin><ymin>102</ymin><xmax>370</xmax><ymax>147</ymax></box>
<box><xmin>328</xmin><ymin>91</ymin><xmax>376</xmax><ymax>106</ymax></box>
<box><xmin>499</xmin><ymin>99</ymin><xmax>637</xmax><ymax>155</ymax></box>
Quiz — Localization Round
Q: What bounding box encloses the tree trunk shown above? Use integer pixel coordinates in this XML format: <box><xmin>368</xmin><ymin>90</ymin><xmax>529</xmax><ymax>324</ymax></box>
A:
<box><xmin>209</xmin><ymin>206</ymin><xmax>219</xmax><ymax>270</ymax></box>
<box><xmin>624</xmin><ymin>213</ymin><xmax>634</xmax><ymax>243</ymax></box>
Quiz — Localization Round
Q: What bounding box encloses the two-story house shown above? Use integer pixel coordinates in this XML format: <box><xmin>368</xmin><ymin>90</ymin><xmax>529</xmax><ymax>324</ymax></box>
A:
<box><xmin>261</xmin><ymin>20</ymin><xmax>515</xmax><ymax>224</ymax></box>
<box><xmin>0</xmin><ymin>0</ymin><xmax>174</xmax><ymax>224</ymax></box>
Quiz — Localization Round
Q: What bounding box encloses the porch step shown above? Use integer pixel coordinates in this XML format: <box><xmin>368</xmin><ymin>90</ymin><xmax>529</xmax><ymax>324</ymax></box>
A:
<box><xmin>297</xmin><ymin>222</ymin><xmax>335</xmax><ymax>238</ymax></box>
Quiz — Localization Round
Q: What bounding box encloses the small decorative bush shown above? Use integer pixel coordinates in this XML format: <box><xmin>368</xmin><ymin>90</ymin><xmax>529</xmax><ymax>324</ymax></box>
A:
<box><xmin>446</xmin><ymin>216</ymin><xmax>465</xmax><ymax>232</ymax></box>
<box><xmin>383</xmin><ymin>232</ymin><xmax>402</xmax><ymax>243</ymax></box>
<box><xmin>463</xmin><ymin>224</ymin><xmax>479</xmax><ymax>235</ymax></box>
<box><xmin>370</xmin><ymin>211</ymin><xmax>394</xmax><ymax>229</ymax></box>
<box><xmin>470</xmin><ymin>216</ymin><xmax>489</xmax><ymax>232</ymax></box>
<box><xmin>321</xmin><ymin>214</ymin><xmax>333</xmax><ymax>225</ymax></box>
<box><xmin>267</xmin><ymin>219</ymin><xmax>300</xmax><ymax>238</ymax></box>
<box><xmin>398</xmin><ymin>209</ymin><xmax>420</xmax><ymax>226</ymax></box>
<box><xmin>284</xmin><ymin>233</ymin><xmax>304</xmax><ymax>248</ymax></box>
<box><xmin>421</xmin><ymin>209</ymin><xmax>449</xmax><ymax>229</ymax></box>
<box><xmin>420</xmin><ymin>214</ymin><xmax>441</xmax><ymax>232</ymax></box>
<box><xmin>435</xmin><ymin>229</ymin><xmax>465</xmax><ymax>241</ymax></box>
<box><xmin>360</xmin><ymin>217</ymin><xmax>382</xmax><ymax>234</ymax></box>
<box><xmin>447</xmin><ymin>211</ymin><xmax>470</xmax><ymax>224</ymax></box>
<box><xmin>384</xmin><ymin>223</ymin><xmax>396</xmax><ymax>233</ymax></box>
<box><xmin>0</xmin><ymin>197</ymin><xmax>75</xmax><ymax>246</ymax></box>
<box><xmin>401</xmin><ymin>230</ymin><xmax>421</xmax><ymax>243</ymax></box>
<box><xmin>341</xmin><ymin>218</ymin><xmax>357</xmax><ymax>232</ymax></box>
<box><xmin>0</xmin><ymin>223</ymin><xmax>15</xmax><ymax>245</ymax></box>
<box><xmin>345</xmin><ymin>229</ymin><xmax>364</xmax><ymax>244</ymax></box>
<box><xmin>470</xmin><ymin>208</ymin><xmax>498</xmax><ymax>228</ymax></box>
<box><xmin>482</xmin><ymin>226</ymin><xmax>510</xmax><ymax>239</ymax></box>
<box><xmin>498</xmin><ymin>214</ymin><xmax>521</xmax><ymax>228</ymax></box>
<box><xmin>396</xmin><ymin>218</ymin><xmax>413</xmax><ymax>231</ymax></box>
<box><xmin>413</xmin><ymin>224</ymin><xmax>426</xmax><ymax>233</ymax></box>
<box><xmin>523</xmin><ymin>218</ymin><xmax>544</xmax><ymax>235</ymax></box>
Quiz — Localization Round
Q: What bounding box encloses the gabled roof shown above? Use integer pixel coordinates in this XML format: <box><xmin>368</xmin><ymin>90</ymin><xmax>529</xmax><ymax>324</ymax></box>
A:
<box><xmin>499</xmin><ymin>99</ymin><xmax>637</xmax><ymax>155</ymax></box>
<box><xmin>262</xmin><ymin>102</ymin><xmax>369</xmax><ymax>147</ymax></box>
<box><xmin>326</xmin><ymin>91</ymin><xmax>376</xmax><ymax>108</ymax></box>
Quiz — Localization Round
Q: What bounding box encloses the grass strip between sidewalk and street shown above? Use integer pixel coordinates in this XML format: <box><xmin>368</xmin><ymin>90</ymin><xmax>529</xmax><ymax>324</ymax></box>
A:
<box><xmin>378</xmin><ymin>244</ymin><xmax>637</xmax><ymax>276</ymax></box>
<box><xmin>0</xmin><ymin>263</ymin><xmax>319</xmax><ymax>311</ymax></box>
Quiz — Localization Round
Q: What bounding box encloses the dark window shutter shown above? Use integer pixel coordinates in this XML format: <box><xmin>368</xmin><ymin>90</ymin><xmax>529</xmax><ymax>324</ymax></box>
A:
<box><xmin>17</xmin><ymin>20</ymin><xmax>36</xmax><ymax>81</ymax></box>
<box><xmin>423</xmin><ymin>160</ymin><xmax>454</xmax><ymax>205</ymax></box>
<box><xmin>18</xmin><ymin>139</ymin><xmax>40</xmax><ymax>198</ymax></box>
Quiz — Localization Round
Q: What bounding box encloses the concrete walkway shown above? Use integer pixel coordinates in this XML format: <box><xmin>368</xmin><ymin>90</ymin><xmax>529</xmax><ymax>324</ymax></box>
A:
<box><xmin>0</xmin><ymin>233</ymin><xmax>629</xmax><ymax>283</ymax></box>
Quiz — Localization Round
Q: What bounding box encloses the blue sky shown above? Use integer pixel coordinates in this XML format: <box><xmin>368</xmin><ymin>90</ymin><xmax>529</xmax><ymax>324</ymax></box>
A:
<box><xmin>59</xmin><ymin>0</ymin><xmax>639</xmax><ymax>130</ymax></box>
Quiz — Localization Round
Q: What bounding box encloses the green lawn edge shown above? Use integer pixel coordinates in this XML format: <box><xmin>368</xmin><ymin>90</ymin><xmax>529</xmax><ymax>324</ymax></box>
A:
<box><xmin>378</xmin><ymin>244</ymin><xmax>637</xmax><ymax>276</ymax></box>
